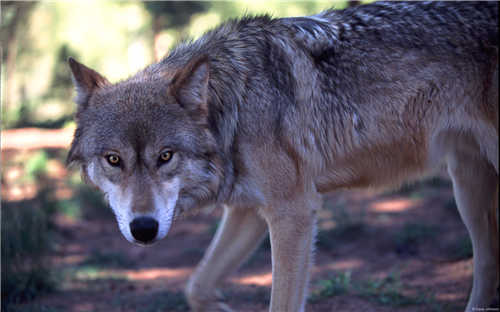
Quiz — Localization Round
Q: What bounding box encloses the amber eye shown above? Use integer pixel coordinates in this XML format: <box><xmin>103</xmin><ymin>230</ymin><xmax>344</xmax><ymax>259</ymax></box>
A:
<box><xmin>106</xmin><ymin>154</ymin><xmax>121</xmax><ymax>167</ymax></box>
<box><xmin>159</xmin><ymin>151</ymin><xmax>173</xmax><ymax>164</ymax></box>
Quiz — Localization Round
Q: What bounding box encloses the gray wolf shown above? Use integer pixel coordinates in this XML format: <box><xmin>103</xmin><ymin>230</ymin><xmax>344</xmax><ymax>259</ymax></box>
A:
<box><xmin>67</xmin><ymin>1</ymin><xmax>498</xmax><ymax>311</ymax></box>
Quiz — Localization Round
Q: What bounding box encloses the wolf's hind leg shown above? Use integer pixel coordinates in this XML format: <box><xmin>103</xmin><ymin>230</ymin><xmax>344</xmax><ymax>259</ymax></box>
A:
<box><xmin>185</xmin><ymin>205</ymin><xmax>268</xmax><ymax>312</ymax></box>
<box><xmin>447</xmin><ymin>142</ymin><xmax>499</xmax><ymax>311</ymax></box>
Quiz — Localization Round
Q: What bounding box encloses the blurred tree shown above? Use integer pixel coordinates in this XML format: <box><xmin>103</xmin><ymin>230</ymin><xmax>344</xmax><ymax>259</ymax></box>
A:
<box><xmin>142</xmin><ymin>2</ymin><xmax>208</xmax><ymax>59</ymax></box>
<box><xmin>348</xmin><ymin>1</ymin><xmax>361</xmax><ymax>8</ymax></box>
<box><xmin>19</xmin><ymin>44</ymin><xmax>80</xmax><ymax>128</ymax></box>
<box><xmin>48</xmin><ymin>44</ymin><xmax>78</xmax><ymax>99</ymax></box>
<box><xmin>1</xmin><ymin>1</ymin><xmax>37</xmax><ymax>115</ymax></box>
<box><xmin>143</xmin><ymin>2</ymin><xmax>208</xmax><ymax>33</ymax></box>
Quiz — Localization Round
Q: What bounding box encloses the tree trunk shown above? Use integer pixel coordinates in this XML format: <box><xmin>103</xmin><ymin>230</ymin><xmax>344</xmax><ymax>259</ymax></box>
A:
<box><xmin>2</xmin><ymin>2</ymin><xmax>36</xmax><ymax>114</ymax></box>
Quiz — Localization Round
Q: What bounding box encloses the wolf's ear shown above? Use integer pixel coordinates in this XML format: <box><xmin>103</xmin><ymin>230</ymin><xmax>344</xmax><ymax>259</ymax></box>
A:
<box><xmin>169</xmin><ymin>56</ymin><xmax>209</xmax><ymax>117</ymax></box>
<box><xmin>68</xmin><ymin>57</ymin><xmax>109</xmax><ymax>109</ymax></box>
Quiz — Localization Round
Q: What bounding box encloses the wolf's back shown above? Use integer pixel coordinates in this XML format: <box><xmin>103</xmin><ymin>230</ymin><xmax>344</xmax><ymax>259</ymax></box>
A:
<box><xmin>320</xmin><ymin>1</ymin><xmax>499</xmax><ymax>55</ymax></box>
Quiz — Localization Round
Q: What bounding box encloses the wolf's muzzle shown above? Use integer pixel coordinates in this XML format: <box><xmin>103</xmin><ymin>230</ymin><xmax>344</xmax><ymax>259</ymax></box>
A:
<box><xmin>129</xmin><ymin>217</ymin><xmax>159</xmax><ymax>244</ymax></box>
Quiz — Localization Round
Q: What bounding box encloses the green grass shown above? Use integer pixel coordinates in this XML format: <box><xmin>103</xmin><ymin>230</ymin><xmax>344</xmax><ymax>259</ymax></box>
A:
<box><xmin>309</xmin><ymin>271</ymin><xmax>352</xmax><ymax>303</ymax></box>
<box><xmin>357</xmin><ymin>273</ymin><xmax>458</xmax><ymax>312</ymax></box>
<box><xmin>356</xmin><ymin>271</ymin><xmax>424</xmax><ymax>306</ymax></box>
<box><xmin>308</xmin><ymin>269</ymin><xmax>448</xmax><ymax>310</ymax></box>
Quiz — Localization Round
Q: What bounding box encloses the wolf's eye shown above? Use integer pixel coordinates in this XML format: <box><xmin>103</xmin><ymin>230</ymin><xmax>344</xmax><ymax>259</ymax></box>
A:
<box><xmin>106</xmin><ymin>154</ymin><xmax>121</xmax><ymax>167</ymax></box>
<box><xmin>158</xmin><ymin>151</ymin><xmax>173</xmax><ymax>165</ymax></box>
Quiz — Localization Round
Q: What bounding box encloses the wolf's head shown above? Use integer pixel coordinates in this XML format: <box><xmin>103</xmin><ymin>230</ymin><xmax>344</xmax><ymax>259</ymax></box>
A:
<box><xmin>67</xmin><ymin>57</ymin><xmax>222</xmax><ymax>245</ymax></box>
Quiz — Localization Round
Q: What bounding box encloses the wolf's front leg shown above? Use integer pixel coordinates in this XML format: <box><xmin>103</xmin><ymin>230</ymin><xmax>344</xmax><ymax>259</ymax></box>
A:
<box><xmin>264</xmin><ymin>192</ymin><xmax>320</xmax><ymax>312</ymax></box>
<box><xmin>185</xmin><ymin>205</ymin><xmax>268</xmax><ymax>311</ymax></box>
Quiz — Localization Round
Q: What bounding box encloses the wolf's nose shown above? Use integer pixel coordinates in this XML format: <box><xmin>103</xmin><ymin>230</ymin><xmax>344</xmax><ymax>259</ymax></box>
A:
<box><xmin>130</xmin><ymin>217</ymin><xmax>159</xmax><ymax>244</ymax></box>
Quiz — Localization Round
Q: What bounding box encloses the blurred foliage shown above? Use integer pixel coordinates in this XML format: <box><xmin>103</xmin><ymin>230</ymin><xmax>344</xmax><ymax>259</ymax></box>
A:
<box><xmin>143</xmin><ymin>2</ymin><xmax>208</xmax><ymax>31</ymax></box>
<box><xmin>2</xmin><ymin>1</ymin><xmax>348</xmax><ymax>129</ymax></box>
<box><xmin>24</xmin><ymin>150</ymin><xmax>49</xmax><ymax>181</ymax></box>
<box><xmin>1</xmin><ymin>146</ymin><xmax>111</xmax><ymax>309</ymax></box>
<box><xmin>1</xmin><ymin>190</ymin><xmax>57</xmax><ymax>309</ymax></box>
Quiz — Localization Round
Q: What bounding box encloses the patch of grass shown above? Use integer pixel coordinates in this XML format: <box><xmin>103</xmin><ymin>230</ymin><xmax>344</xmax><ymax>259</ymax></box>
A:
<box><xmin>1</xmin><ymin>198</ymin><xmax>57</xmax><ymax>309</ymax></box>
<box><xmin>309</xmin><ymin>271</ymin><xmax>352</xmax><ymax>303</ymax></box>
<box><xmin>394</xmin><ymin>222</ymin><xmax>437</xmax><ymax>255</ymax></box>
<box><xmin>309</xmin><ymin>270</ymin><xmax>445</xmax><ymax>309</ymax></box>
<box><xmin>356</xmin><ymin>271</ymin><xmax>423</xmax><ymax>306</ymax></box>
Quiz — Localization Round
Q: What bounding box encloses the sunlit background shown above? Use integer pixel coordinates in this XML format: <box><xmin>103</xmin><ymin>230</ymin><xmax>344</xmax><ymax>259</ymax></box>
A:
<box><xmin>1</xmin><ymin>2</ymin><xmax>475</xmax><ymax>312</ymax></box>
<box><xmin>2</xmin><ymin>1</ymin><xmax>347</xmax><ymax>129</ymax></box>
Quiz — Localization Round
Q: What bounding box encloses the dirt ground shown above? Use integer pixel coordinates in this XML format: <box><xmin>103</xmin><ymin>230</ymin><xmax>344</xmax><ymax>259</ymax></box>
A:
<box><xmin>2</xmin><ymin>128</ymin><xmax>498</xmax><ymax>312</ymax></box>
<box><xmin>37</xmin><ymin>187</ymin><xmax>474</xmax><ymax>312</ymax></box>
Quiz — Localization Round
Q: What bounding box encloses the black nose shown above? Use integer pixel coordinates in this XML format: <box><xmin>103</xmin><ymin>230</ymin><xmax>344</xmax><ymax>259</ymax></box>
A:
<box><xmin>130</xmin><ymin>217</ymin><xmax>159</xmax><ymax>244</ymax></box>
